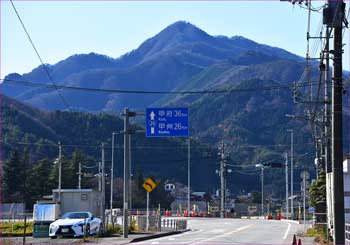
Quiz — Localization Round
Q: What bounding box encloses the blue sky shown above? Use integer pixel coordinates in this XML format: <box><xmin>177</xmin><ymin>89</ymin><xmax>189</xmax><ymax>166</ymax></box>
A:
<box><xmin>2</xmin><ymin>1</ymin><xmax>349</xmax><ymax>77</ymax></box>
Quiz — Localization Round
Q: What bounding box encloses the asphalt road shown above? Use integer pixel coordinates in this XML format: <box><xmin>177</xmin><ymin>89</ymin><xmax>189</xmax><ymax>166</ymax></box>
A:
<box><xmin>133</xmin><ymin>218</ymin><xmax>306</xmax><ymax>244</ymax></box>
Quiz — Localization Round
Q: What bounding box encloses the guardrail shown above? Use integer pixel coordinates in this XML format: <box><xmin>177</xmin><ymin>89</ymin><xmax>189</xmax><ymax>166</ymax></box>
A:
<box><xmin>161</xmin><ymin>218</ymin><xmax>187</xmax><ymax>231</ymax></box>
<box><xmin>345</xmin><ymin>223</ymin><xmax>350</xmax><ymax>245</ymax></box>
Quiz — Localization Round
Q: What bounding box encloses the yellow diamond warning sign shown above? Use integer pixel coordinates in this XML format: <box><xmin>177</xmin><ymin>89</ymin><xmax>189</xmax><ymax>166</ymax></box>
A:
<box><xmin>142</xmin><ymin>178</ymin><xmax>157</xmax><ymax>192</ymax></box>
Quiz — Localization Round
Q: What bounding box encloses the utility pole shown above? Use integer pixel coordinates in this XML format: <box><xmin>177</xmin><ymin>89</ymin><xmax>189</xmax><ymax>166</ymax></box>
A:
<box><xmin>329</xmin><ymin>1</ymin><xmax>345</xmax><ymax>243</ymax></box>
<box><xmin>285</xmin><ymin>153</ymin><xmax>289</xmax><ymax>219</ymax></box>
<box><xmin>129</xmin><ymin>134</ymin><xmax>132</xmax><ymax>212</ymax></box>
<box><xmin>287</xmin><ymin>129</ymin><xmax>294</xmax><ymax>219</ymax></box>
<box><xmin>325</xmin><ymin>27</ymin><xmax>331</xmax><ymax>174</ymax></box>
<box><xmin>302</xmin><ymin>171</ymin><xmax>307</xmax><ymax>226</ymax></box>
<box><xmin>58</xmin><ymin>142</ymin><xmax>62</xmax><ymax>203</ymax></box>
<box><xmin>98</xmin><ymin>161</ymin><xmax>101</xmax><ymax>192</ymax></box>
<box><xmin>101</xmin><ymin>143</ymin><xmax>106</xmax><ymax>231</ymax></box>
<box><xmin>78</xmin><ymin>161</ymin><xmax>82</xmax><ymax>189</ymax></box>
<box><xmin>110</xmin><ymin>132</ymin><xmax>116</xmax><ymax>214</ymax></box>
<box><xmin>261</xmin><ymin>167</ymin><xmax>264</xmax><ymax>217</ymax></box>
<box><xmin>123</xmin><ymin>108</ymin><xmax>130</xmax><ymax>238</ymax></box>
<box><xmin>187</xmin><ymin>138</ymin><xmax>191</xmax><ymax>215</ymax></box>
<box><xmin>120</xmin><ymin>108</ymin><xmax>143</xmax><ymax>238</ymax></box>
<box><xmin>219</xmin><ymin>141</ymin><xmax>226</xmax><ymax>218</ymax></box>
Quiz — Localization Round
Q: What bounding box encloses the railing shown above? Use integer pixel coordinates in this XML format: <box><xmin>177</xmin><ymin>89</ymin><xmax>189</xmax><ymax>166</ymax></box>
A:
<box><xmin>161</xmin><ymin>218</ymin><xmax>187</xmax><ymax>231</ymax></box>
<box><xmin>345</xmin><ymin>223</ymin><xmax>350</xmax><ymax>245</ymax></box>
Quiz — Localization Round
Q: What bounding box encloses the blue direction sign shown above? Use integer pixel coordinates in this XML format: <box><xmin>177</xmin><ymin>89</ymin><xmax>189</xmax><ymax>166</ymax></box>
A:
<box><xmin>146</xmin><ymin>107</ymin><xmax>189</xmax><ymax>137</ymax></box>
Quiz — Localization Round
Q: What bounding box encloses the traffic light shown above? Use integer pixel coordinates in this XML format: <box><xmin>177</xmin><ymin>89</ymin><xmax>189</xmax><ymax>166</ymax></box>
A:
<box><xmin>256</xmin><ymin>162</ymin><xmax>283</xmax><ymax>168</ymax></box>
<box><xmin>264</xmin><ymin>162</ymin><xmax>283</xmax><ymax>168</ymax></box>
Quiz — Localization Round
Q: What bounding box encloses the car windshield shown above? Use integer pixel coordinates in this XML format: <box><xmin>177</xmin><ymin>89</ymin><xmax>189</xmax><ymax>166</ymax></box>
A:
<box><xmin>61</xmin><ymin>212</ymin><xmax>89</xmax><ymax>219</ymax></box>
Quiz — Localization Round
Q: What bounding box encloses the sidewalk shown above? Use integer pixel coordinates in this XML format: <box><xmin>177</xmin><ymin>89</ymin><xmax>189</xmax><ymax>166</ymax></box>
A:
<box><xmin>0</xmin><ymin>230</ymin><xmax>190</xmax><ymax>244</ymax></box>
<box><xmin>83</xmin><ymin>230</ymin><xmax>190</xmax><ymax>244</ymax></box>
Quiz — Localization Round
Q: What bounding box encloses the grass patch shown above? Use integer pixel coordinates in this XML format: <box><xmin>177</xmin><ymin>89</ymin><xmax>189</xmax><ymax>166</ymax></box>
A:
<box><xmin>103</xmin><ymin>224</ymin><xmax>122</xmax><ymax>237</ymax></box>
<box><xmin>0</xmin><ymin>222</ymin><xmax>33</xmax><ymax>235</ymax></box>
<box><xmin>305</xmin><ymin>227</ymin><xmax>331</xmax><ymax>244</ymax></box>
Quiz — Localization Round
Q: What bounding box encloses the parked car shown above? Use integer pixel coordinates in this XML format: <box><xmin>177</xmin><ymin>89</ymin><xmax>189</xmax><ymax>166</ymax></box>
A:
<box><xmin>49</xmin><ymin>211</ymin><xmax>102</xmax><ymax>238</ymax></box>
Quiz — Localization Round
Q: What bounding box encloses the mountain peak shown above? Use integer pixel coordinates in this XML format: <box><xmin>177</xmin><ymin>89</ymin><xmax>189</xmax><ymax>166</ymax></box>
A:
<box><xmin>160</xmin><ymin>21</ymin><xmax>210</xmax><ymax>40</ymax></box>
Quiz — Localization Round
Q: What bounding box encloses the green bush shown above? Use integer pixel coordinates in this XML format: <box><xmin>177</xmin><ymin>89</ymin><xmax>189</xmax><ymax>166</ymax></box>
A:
<box><xmin>104</xmin><ymin>224</ymin><xmax>122</xmax><ymax>236</ymax></box>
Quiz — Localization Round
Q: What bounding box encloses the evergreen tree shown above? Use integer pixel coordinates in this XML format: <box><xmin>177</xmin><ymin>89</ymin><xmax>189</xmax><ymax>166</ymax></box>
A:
<box><xmin>27</xmin><ymin>159</ymin><xmax>52</xmax><ymax>199</ymax></box>
<box><xmin>3</xmin><ymin>150</ymin><xmax>26</xmax><ymax>202</ymax></box>
<box><xmin>48</xmin><ymin>156</ymin><xmax>73</xmax><ymax>190</ymax></box>
<box><xmin>69</xmin><ymin>151</ymin><xmax>87</xmax><ymax>188</ymax></box>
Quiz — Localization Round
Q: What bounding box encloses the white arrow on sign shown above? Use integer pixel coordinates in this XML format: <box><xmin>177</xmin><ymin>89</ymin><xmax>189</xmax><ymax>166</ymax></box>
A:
<box><xmin>150</xmin><ymin>111</ymin><xmax>155</xmax><ymax>120</ymax></box>
<box><xmin>151</xmin><ymin>127</ymin><xmax>155</xmax><ymax>134</ymax></box>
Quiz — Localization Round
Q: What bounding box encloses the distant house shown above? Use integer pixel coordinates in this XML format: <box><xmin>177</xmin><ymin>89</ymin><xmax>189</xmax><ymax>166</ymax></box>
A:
<box><xmin>192</xmin><ymin>192</ymin><xmax>206</xmax><ymax>199</ymax></box>
<box><xmin>164</xmin><ymin>183</ymin><xmax>176</xmax><ymax>192</ymax></box>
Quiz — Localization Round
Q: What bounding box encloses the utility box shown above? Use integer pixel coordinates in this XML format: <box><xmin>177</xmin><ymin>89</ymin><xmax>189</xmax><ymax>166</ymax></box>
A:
<box><xmin>52</xmin><ymin>189</ymin><xmax>102</xmax><ymax>218</ymax></box>
<box><xmin>33</xmin><ymin>203</ymin><xmax>60</xmax><ymax>238</ymax></box>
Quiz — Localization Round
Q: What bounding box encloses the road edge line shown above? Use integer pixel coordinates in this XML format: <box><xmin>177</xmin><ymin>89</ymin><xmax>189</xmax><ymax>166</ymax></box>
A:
<box><xmin>129</xmin><ymin>229</ymin><xmax>191</xmax><ymax>243</ymax></box>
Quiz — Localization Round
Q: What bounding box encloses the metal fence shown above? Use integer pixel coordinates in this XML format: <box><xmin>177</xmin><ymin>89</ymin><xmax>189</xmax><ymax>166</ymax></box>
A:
<box><xmin>161</xmin><ymin>218</ymin><xmax>187</xmax><ymax>231</ymax></box>
<box><xmin>345</xmin><ymin>223</ymin><xmax>350</xmax><ymax>245</ymax></box>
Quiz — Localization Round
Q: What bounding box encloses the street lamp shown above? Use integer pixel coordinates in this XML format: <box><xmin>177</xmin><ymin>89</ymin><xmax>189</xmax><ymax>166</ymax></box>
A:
<box><xmin>256</xmin><ymin>161</ymin><xmax>284</xmax><ymax>217</ymax></box>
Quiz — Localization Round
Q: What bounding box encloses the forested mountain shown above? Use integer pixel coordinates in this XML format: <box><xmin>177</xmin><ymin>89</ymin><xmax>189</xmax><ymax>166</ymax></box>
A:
<box><xmin>1</xmin><ymin>95</ymin><xmax>262</xmax><ymax>201</ymax></box>
<box><xmin>2</xmin><ymin>21</ymin><xmax>302</xmax><ymax>112</ymax></box>
<box><xmin>3</xmin><ymin>21</ymin><xmax>350</xmax><ymax>207</ymax></box>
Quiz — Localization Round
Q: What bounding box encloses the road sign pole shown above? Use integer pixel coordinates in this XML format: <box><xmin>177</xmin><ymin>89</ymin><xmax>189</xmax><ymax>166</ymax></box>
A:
<box><xmin>285</xmin><ymin>153</ymin><xmax>289</xmax><ymax>219</ymax></box>
<box><xmin>146</xmin><ymin>191</ymin><xmax>149</xmax><ymax>232</ymax></box>
<box><xmin>187</xmin><ymin>138</ymin><xmax>191</xmax><ymax>215</ymax></box>
<box><xmin>58</xmin><ymin>141</ymin><xmax>62</xmax><ymax>203</ymax></box>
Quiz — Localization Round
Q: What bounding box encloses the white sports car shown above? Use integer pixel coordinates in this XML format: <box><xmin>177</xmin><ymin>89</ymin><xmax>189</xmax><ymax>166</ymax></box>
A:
<box><xmin>49</xmin><ymin>211</ymin><xmax>102</xmax><ymax>238</ymax></box>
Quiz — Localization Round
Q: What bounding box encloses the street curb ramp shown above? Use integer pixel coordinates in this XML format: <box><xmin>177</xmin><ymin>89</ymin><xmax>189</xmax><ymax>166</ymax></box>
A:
<box><xmin>129</xmin><ymin>229</ymin><xmax>191</xmax><ymax>243</ymax></box>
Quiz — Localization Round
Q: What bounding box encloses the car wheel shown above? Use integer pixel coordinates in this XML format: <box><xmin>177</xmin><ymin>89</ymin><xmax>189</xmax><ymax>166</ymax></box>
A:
<box><xmin>50</xmin><ymin>236</ymin><xmax>57</xmax><ymax>239</ymax></box>
<box><xmin>85</xmin><ymin>224</ymin><xmax>90</xmax><ymax>236</ymax></box>
<box><xmin>98</xmin><ymin>224</ymin><xmax>103</xmax><ymax>236</ymax></box>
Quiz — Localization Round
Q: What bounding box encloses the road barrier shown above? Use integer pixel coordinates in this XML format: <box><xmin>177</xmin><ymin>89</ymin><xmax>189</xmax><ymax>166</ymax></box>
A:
<box><xmin>161</xmin><ymin>218</ymin><xmax>187</xmax><ymax>231</ymax></box>
<box><xmin>346</xmin><ymin>223</ymin><xmax>350</xmax><ymax>245</ymax></box>
<box><xmin>292</xmin><ymin>234</ymin><xmax>297</xmax><ymax>245</ymax></box>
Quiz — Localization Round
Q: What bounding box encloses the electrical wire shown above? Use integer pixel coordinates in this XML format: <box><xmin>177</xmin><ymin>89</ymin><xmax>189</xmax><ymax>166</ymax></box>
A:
<box><xmin>9</xmin><ymin>0</ymin><xmax>71</xmax><ymax>111</ymax></box>
<box><xmin>0</xmin><ymin>78</ymin><xmax>330</xmax><ymax>95</ymax></box>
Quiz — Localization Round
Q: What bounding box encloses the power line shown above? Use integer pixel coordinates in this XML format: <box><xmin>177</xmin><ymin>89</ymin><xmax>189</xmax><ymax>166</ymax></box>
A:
<box><xmin>9</xmin><ymin>0</ymin><xmax>71</xmax><ymax>111</ymax></box>
<box><xmin>1</xmin><ymin>78</ymin><xmax>329</xmax><ymax>95</ymax></box>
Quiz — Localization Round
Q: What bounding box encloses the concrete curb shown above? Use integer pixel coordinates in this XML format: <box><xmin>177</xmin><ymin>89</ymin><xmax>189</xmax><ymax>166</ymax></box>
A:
<box><xmin>281</xmin><ymin>219</ymin><xmax>300</xmax><ymax>224</ymax></box>
<box><xmin>129</xmin><ymin>229</ymin><xmax>191</xmax><ymax>243</ymax></box>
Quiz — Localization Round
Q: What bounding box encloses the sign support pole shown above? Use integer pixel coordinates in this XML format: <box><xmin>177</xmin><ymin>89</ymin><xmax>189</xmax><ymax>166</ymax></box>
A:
<box><xmin>146</xmin><ymin>191</ymin><xmax>149</xmax><ymax>232</ymax></box>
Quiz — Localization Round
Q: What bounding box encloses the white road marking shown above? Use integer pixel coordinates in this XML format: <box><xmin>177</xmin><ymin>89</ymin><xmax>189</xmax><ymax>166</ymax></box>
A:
<box><xmin>134</xmin><ymin>229</ymin><xmax>203</xmax><ymax>244</ymax></box>
<box><xmin>188</xmin><ymin>224</ymin><xmax>254</xmax><ymax>244</ymax></box>
<box><xmin>209</xmin><ymin>228</ymin><xmax>225</xmax><ymax>233</ymax></box>
<box><xmin>151</xmin><ymin>242</ymin><xmax>159</xmax><ymax>244</ymax></box>
<box><xmin>283</xmin><ymin>222</ymin><xmax>291</xmax><ymax>240</ymax></box>
<box><xmin>168</xmin><ymin>237</ymin><xmax>175</xmax><ymax>241</ymax></box>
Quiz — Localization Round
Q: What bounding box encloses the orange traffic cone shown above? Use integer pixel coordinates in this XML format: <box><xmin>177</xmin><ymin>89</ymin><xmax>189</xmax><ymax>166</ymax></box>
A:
<box><xmin>297</xmin><ymin>238</ymin><xmax>301</xmax><ymax>245</ymax></box>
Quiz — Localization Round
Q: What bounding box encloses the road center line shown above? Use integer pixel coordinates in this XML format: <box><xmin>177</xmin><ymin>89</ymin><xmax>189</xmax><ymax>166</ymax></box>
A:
<box><xmin>188</xmin><ymin>224</ymin><xmax>254</xmax><ymax>244</ymax></box>
<box><xmin>283</xmin><ymin>222</ymin><xmax>291</xmax><ymax>240</ymax></box>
